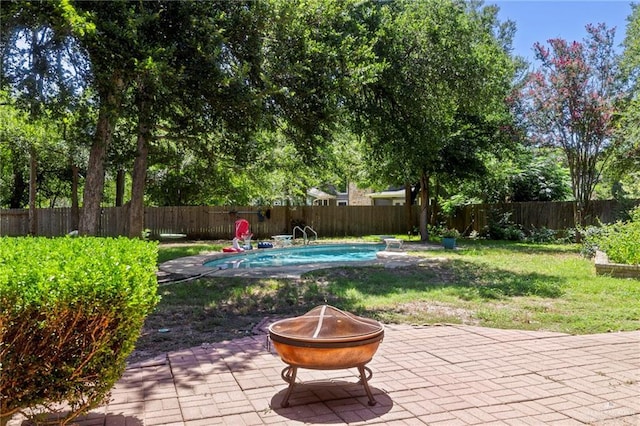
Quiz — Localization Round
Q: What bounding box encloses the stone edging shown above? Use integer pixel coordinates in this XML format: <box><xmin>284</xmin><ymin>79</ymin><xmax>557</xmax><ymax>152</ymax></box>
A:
<box><xmin>594</xmin><ymin>250</ymin><xmax>640</xmax><ymax>279</ymax></box>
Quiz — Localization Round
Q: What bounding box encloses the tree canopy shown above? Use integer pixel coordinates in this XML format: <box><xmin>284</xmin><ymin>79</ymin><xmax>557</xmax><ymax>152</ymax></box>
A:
<box><xmin>1</xmin><ymin>0</ymin><xmax>637</xmax><ymax>238</ymax></box>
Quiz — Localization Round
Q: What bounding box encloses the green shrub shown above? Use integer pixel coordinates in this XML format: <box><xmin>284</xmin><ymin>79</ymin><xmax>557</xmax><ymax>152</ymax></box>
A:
<box><xmin>583</xmin><ymin>207</ymin><xmax>640</xmax><ymax>265</ymax></box>
<box><xmin>580</xmin><ymin>225</ymin><xmax>609</xmax><ymax>258</ymax></box>
<box><xmin>525</xmin><ymin>226</ymin><xmax>557</xmax><ymax>243</ymax></box>
<box><xmin>0</xmin><ymin>237</ymin><xmax>159</xmax><ymax>425</ymax></box>
<box><xmin>440</xmin><ymin>228</ymin><xmax>461</xmax><ymax>238</ymax></box>
<box><xmin>483</xmin><ymin>210</ymin><xmax>525</xmax><ymax>241</ymax></box>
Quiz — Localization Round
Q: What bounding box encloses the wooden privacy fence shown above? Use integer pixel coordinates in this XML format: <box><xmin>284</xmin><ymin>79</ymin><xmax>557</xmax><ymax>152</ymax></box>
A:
<box><xmin>447</xmin><ymin>199</ymin><xmax>640</xmax><ymax>234</ymax></box>
<box><xmin>1</xmin><ymin>199</ymin><xmax>637</xmax><ymax>238</ymax></box>
<box><xmin>143</xmin><ymin>205</ymin><xmax>417</xmax><ymax>239</ymax></box>
<box><xmin>0</xmin><ymin>205</ymin><xmax>415</xmax><ymax>239</ymax></box>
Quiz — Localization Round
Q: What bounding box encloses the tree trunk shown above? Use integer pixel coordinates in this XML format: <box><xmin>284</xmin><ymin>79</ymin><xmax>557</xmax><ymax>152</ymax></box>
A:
<box><xmin>115</xmin><ymin>169</ymin><xmax>125</xmax><ymax>207</ymax></box>
<box><xmin>404</xmin><ymin>182</ymin><xmax>413</xmax><ymax>235</ymax></box>
<box><xmin>78</xmin><ymin>112</ymin><xmax>109</xmax><ymax>235</ymax></box>
<box><xmin>70</xmin><ymin>163</ymin><xmax>79</xmax><ymax>231</ymax></box>
<box><xmin>431</xmin><ymin>175</ymin><xmax>440</xmax><ymax>227</ymax></box>
<box><xmin>28</xmin><ymin>146</ymin><xmax>37</xmax><ymax>235</ymax></box>
<box><xmin>129</xmin><ymin>91</ymin><xmax>152</xmax><ymax>239</ymax></box>
<box><xmin>419</xmin><ymin>169</ymin><xmax>430</xmax><ymax>242</ymax></box>
<box><xmin>78</xmin><ymin>74</ymin><xmax>125</xmax><ymax>236</ymax></box>
<box><xmin>9</xmin><ymin>148</ymin><xmax>26</xmax><ymax>208</ymax></box>
<box><xmin>573</xmin><ymin>202</ymin><xmax>584</xmax><ymax>243</ymax></box>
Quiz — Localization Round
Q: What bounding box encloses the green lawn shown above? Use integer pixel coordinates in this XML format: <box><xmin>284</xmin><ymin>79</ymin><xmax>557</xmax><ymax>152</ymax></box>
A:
<box><xmin>157</xmin><ymin>242</ymin><xmax>223</xmax><ymax>264</ymax></box>
<box><xmin>155</xmin><ymin>240</ymin><xmax>640</xmax><ymax>336</ymax></box>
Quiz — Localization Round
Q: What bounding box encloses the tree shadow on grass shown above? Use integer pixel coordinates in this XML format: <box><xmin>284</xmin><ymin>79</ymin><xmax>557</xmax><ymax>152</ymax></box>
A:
<box><xmin>321</xmin><ymin>260</ymin><xmax>564</xmax><ymax>296</ymax></box>
<box><xmin>146</xmin><ymin>258</ymin><xmax>566</xmax><ymax>344</ymax></box>
<box><xmin>302</xmin><ymin>258</ymin><xmax>566</xmax><ymax>317</ymax></box>
<box><xmin>460</xmin><ymin>240</ymin><xmax>580</xmax><ymax>255</ymax></box>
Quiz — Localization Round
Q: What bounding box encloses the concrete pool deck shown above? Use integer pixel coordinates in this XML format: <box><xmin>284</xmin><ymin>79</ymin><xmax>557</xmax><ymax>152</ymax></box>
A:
<box><xmin>157</xmin><ymin>241</ymin><xmax>444</xmax><ymax>280</ymax></box>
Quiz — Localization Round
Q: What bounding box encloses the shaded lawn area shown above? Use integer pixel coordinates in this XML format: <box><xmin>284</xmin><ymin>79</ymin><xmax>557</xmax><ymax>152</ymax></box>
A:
<box><xmin>131</xmin><ymin>241</ymin><xmax>640</xmax><ymax>363</ymax></box>
<box><xmin>156</xmin><ymin>241</ymin><xmax>225</xmax><ymax>264</ymax></box>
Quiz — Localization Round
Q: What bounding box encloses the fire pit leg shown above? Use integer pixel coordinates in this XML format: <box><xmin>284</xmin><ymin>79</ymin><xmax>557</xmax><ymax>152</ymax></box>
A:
<box><xmin>280</xmin><ymin>365</ymin><xmax>298</xmax><ymax>408</ymax></box>
<box><xmin>357</xmin><ymin>365</ymin><xmax>377</xmax><ymax>406</ymax></box>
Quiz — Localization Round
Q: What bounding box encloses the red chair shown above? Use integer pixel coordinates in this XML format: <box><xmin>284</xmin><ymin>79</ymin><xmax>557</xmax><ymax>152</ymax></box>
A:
<box><xmin>235</xmin><ymin>219</ymin><xmax>252</xmax><ymax>240</ymax></box>
<box><xmin>222</xmin><ymin>219</ymin><xmax>253</xmax><ymax>252</ymax></box>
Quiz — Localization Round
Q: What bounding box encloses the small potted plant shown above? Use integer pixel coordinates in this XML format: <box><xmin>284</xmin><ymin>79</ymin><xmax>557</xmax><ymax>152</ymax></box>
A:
<box><xmin>441</xmin><ymin>228</ymin><xmax>460</xmax><ymax>249</ymax></box>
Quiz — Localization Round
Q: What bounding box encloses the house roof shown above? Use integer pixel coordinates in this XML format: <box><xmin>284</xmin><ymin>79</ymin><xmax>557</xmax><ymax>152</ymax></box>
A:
<box><xmin>366</xmin><ymin>189</ymin><xmax>405</xmax><ymax>199</ymax></box>
<box><xmin>307</xmin><ymin>187</ymin><xmax>336</xmax><ymax>200</ymax></box>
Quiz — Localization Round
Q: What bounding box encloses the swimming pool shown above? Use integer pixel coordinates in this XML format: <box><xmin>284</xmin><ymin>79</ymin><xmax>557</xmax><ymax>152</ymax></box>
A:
<box><xmin>204</xmin><ymin>244</ymin><xmax>385</xmax><ymax>270</ymax></box>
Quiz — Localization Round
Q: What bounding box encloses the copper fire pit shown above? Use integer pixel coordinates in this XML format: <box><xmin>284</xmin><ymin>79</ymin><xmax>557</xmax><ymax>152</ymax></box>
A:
<box><xmin>268</xmin><ymin>305</ymin><xmax>384</xmax><ymax>407</ymax></box>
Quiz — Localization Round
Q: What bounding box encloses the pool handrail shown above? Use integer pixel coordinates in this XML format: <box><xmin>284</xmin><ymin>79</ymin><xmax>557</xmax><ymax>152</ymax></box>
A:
<box><xmin>303</xmin><ymin>226</ymin><xmax>317</xmax><ymax>244</ymax></box>
<box><xmin>292</xmin><ymin>226</ymin><xmax>306</xmax><ymax>243</ymax></box>
<box><xmin>292</xmin><ymin>226</ymin><xmax>317</xmax><ymax>245</ymax></box>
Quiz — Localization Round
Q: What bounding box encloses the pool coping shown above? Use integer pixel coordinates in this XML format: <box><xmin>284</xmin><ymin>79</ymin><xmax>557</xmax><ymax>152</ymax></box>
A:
<box><xmin>158</xmin><ymin>242</ymin><xmax>444</xmax><ymax>279</ymax></box>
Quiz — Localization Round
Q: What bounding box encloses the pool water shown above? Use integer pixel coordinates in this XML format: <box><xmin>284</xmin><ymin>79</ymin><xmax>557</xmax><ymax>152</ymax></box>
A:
<box><xmin>204</xmin><ymin>244</ymin><xmax>385</xmax><ymax>270</ymax></box>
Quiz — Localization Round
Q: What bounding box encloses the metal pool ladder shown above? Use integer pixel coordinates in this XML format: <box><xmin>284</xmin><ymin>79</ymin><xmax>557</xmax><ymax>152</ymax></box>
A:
<box><xmin>292</xmin><ymin>225</ymin><xmax>318</xmax><ymax>245</ymax></box>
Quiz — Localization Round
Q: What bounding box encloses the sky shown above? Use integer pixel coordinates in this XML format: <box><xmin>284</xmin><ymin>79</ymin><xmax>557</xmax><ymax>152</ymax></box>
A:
<box><xmin>490</xmin><ymin>1</ymin><xmax>635</xmax><ymax>63</ymax></box>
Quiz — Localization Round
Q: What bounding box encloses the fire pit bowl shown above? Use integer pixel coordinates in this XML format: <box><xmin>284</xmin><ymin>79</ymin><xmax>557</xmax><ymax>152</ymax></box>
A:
<box><xmin>268</xmin><ymin>305</ymin><xmax>384</xmax><ymax>407</ymax></box>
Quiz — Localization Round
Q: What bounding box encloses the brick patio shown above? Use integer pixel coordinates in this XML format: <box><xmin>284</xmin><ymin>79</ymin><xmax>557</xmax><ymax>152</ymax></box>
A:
<box><xmin>7</xmin><ymin>324</ymin><xmax>639</xmax><ymax>425</ymax></box>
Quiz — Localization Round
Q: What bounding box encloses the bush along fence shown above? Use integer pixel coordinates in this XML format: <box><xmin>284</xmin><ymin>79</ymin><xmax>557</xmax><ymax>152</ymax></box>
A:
<box><xmin>0</xmin><ymin>237</ymin><xmax>159</xmax><ymax>425</ymax></box>
<box><xmin>0</xmin><ymin>199</ymin><xmax>638</xmax><ymax>239</ymax></box>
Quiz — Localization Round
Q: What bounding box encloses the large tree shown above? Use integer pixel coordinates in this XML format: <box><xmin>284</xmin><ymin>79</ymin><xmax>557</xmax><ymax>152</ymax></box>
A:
<box><xmin>520</xmin><ymin>24</ymin><xmax>624</xmax><ymax>227</ymax></box>
<box><xmin>63</xmin><ymin>0</ymin><xmax>266</xmax><ymax>235</ymax></box>
<box><xmin>354</xmin><ymin>0</ymin><xmax>516</xmax><ymax>240</ymax></box>
<box><xmin>66</xmin><ymin>1</ymin><xmax>136</xmax><ymax>235</ymax></box>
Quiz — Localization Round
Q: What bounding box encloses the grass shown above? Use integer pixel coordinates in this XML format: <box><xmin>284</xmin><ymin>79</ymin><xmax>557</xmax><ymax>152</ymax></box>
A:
<box><xmin>156</xmin><ymin>242</ymin><xmax>223</xmax><ymax>264</ymax></box>
<box><xmin>138</xmin><ymin>239</ymin><xmax>639</xmax><ymax>361</ymax></box>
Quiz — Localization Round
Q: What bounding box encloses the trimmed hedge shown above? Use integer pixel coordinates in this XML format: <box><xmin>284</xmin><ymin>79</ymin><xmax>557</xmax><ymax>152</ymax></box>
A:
<box><xmin>0</xmin><ymin>237</ymin><xmax>159</xmax><ymax>425</ymax></box>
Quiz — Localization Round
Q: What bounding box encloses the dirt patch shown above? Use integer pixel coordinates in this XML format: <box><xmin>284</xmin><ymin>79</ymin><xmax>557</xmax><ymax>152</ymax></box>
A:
<box><xmin>128</xmin><ymin>277</ymin><xmax>314</xmax><ymax>365</ymax></box>
<box><xmin>128</xmin><ymin>312</ymin><xmax>270</xmax><ymax>364</ymax></box>
<box><xmin>393</xmin><ymin>301</ymin><xmax>479</xmax><ymax>326</ymax></box>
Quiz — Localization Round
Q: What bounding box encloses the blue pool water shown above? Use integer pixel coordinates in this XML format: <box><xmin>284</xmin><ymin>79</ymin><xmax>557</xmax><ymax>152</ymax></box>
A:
<box><xmin>204</xmin><ymin>244</ymin><xmax>385</xmax><ymax>270</ymax></box>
